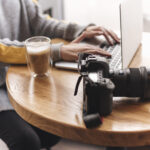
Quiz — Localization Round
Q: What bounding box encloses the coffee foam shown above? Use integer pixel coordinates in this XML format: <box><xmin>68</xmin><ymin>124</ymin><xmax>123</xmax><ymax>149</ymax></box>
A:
<box><xmin>26</xmin><ymin>42</ymin><xmax>50</xmax><ymax>54</ymax></box>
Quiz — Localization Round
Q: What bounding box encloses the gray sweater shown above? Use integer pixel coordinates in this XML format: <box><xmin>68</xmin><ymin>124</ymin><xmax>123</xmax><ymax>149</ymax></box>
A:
<box><xmin>0</xmin><ymin>0</ymin><xmax>87</xmax><ymax>111</ymax></box>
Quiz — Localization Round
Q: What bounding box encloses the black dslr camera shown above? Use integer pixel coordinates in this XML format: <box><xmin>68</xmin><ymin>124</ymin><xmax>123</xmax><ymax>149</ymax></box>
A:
<box><xmin>74</xmin><ymin>53</ymin><xmax>150</xmax><ymax>128</ymax></box>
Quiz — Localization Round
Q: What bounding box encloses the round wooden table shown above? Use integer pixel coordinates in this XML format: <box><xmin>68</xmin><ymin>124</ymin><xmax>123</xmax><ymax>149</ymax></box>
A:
<box><xmin>6</xmin><ymin>33</ymin><xmax>150</xmax><ymax>147</ymax></box>
<box><xmin>6</xmin><ymin>65</ymin><xmax>150</xmax><ymax>147</ymax></box>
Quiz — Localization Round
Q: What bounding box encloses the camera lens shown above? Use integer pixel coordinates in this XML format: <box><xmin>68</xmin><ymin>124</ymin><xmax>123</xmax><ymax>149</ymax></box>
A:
<box><xmin>143</xmin><ymin>68</ymin><xmax>150</xmax><ymax>99</ymax></box>
<box><xmin>109</xmin><ymin>67</ymin><xmax>150</xmax><ymax>98</ymax></box>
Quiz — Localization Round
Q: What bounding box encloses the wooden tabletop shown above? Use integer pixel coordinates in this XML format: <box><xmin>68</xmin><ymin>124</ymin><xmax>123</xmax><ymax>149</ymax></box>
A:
<box><xmin>6</xmin><ymin>33</ymin><xmax>150</xmax><ymax>147</ymax></box>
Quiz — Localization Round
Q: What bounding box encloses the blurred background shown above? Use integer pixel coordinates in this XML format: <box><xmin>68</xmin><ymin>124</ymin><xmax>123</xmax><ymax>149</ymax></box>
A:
<box><xmin>39</xmin><ymin>0</ymin><xmax>150</xmax><ymax>32</ymax></box>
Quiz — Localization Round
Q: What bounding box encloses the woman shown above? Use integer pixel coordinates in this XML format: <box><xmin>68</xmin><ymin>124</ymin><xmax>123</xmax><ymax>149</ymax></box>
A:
<box><xmin>0</xmin><ymin>0</ymin><xmax>120</xmax><ymax>149</ymax></box>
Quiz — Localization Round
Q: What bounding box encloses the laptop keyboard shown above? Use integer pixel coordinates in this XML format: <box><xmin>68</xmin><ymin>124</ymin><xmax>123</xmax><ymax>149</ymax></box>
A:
<box><xmin>55</xmin><ymin>42</ymin><xmax>122</xmax><ymax>71</ymax></box>
<box><xmin>100</xmin><ymin>43</ymin><xmax>122</xmax><ymax>69</ymax></box>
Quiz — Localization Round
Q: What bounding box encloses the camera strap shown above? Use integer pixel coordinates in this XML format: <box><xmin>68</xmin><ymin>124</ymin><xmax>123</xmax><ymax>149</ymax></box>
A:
<box><xmin>74</xmin><ymin>75</ymin><xmax>83</xmax><ymax>96</ymax></box>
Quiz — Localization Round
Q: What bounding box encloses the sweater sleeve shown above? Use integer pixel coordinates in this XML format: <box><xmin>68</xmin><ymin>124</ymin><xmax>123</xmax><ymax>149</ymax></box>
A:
<box><xmin>25</xmin><ymin>0</ymin><xmax>87</xmax><ymax>41</ymax></box>
<box><xmin>0</xmin><ymin>38</ymin><xmax>66</xmax><ymax>64</ymax></box>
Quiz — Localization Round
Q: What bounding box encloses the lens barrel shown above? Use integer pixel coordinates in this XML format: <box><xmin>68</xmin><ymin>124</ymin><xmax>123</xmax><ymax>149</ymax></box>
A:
<box><xmin>143</xmin><ymin>68</ymin><xmax>150</xmax><ymax>99</ymax></box>
<box><xmin>109</xmin><ymin>67</ymin><xmax>150</xmax><ymax>98</ymax></box>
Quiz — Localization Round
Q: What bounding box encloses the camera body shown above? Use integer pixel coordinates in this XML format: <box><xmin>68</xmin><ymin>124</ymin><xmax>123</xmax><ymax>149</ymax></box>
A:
<box><xmin>77</xmin><ymin>53</ymin><xmax>150</xmax><ymax>127</ymax></box>
<box><xmin>79</xmin><ymin>53</ymin><xmax>115</xmax><ymax>116</ymax></box>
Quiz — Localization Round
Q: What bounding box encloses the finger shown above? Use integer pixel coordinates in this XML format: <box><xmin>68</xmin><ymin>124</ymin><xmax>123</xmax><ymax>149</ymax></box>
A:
<box><xmin>102</xmin><ymin>31</ymin><xmax>114</xmax><ymax>46</ymax></box>
<box><xmin>72</xmin><ymin>31</ymin><xmax>103</xmax><ymax>43</ymax></box>
<box><xmin>84</xmin><ymin>49</ymin><xmax>111</xmax><ymax>58</ymax></box>
<box><xmin>97</xmin><ymin>48</ymin><xmax>112</xmax><ymax>58</ymax></box>
<box><xmin>86</xmin><ymin>50</ymin><xmax>111</xmax><ymax>58</ymax></box>
<box><xmin>107</xmin><ymin>30</ymin><xmax>120</xmax><ymax>43</ymax></box>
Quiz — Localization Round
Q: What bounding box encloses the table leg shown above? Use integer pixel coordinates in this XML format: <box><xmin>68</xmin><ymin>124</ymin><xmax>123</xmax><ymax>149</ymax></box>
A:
<box><xmin>106</xmin><ymin>147</ymin><xmax>126</xmax><ymax>150</ymax></box>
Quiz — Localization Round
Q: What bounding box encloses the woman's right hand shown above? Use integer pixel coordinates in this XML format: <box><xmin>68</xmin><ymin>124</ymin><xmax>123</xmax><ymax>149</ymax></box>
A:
<box><xmin>60</xmin><ymin>43</ymin><xmax>111</xmax><ymax>62</ymax></box>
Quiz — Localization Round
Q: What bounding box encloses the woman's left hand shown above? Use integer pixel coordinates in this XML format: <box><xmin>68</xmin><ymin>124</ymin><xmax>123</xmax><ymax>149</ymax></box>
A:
<box><xmin>72</xmin><ymin>26</ymin><xmax>120</xmax><ymax>45</ymax></box>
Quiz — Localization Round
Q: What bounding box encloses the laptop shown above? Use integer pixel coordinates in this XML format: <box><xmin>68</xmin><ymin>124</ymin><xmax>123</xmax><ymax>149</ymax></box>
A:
<box><xmin>54</xmin><ymin>0</ymin><xmax>143</xmax><ymax>70</ymax></box>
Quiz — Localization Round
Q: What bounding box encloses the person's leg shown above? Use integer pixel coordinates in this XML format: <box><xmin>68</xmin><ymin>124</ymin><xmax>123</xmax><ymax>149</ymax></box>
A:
<box><xmin>0</xmin><ymin>110</ymin><xmax>41</xmax><ymax>150</ymax></box>
<box><xmin>31</xmin><ymin>124</ymin><xmax>61</xmax><ymax>149</ymax></box>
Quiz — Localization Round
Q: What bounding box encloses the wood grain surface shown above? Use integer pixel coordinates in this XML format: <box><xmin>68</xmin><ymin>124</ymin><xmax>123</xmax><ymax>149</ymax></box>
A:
<box><xmin>6</xmin><ymin>33</ymin><xmax>150</xmax><ymax>147</ymax></box>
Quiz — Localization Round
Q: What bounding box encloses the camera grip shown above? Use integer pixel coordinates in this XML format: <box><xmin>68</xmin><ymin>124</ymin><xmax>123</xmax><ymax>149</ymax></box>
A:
<box><xmin>84</xmin><ymin>78</ymin><xmax>115</xmax><ymax>117</ymax></box>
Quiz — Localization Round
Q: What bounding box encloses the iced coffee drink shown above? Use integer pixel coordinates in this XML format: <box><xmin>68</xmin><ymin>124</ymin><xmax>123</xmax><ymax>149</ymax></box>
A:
<box><xmin>25</xmin><ymin>36</ymin><xmax>51</xmax><ymax>77</ymax></box>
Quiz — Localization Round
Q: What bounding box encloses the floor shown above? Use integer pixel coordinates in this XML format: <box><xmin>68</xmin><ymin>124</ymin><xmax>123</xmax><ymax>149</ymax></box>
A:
<box><xmin>52</xmin><ymin>139</ymin><xmax>105</xmax><ymax>150</ymax></box>
<box><xmin>0</xmin><ymin>139</ymin><xmax>8</xmax><ymax>150</ymax></box>
<box><xmin>1</xmin><ymin>138</ymin><xmax>150</xmax><ymax>150</ymax></box>
<box><xmin>0</xmin><ymin>138</ymin><xmax>105</xmax><ymax>150</ymax></box>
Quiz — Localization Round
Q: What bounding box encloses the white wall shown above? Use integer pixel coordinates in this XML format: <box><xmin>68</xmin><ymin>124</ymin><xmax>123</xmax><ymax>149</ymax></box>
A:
<box><xmin>64</xmin><ymin>0</ymin><xmax>121</xmax><ymax>30</ymax></box>
<box><xmin>63</xmin><ymin>0</ymin><xmax>150</xmax><ymax>32</ymax></box>
<box><xmin>143</xmin><ymin>0</ymin><xmax>150</xmax><ymax>14</ymax></box>
<box><xmin>38</xmin><ymin>0</ymin><xmax>150</xmax><ymax>32</ymax></box>
<box><xmin>142</xmin><ymin>0</ymin><xmax>150</xmax><ymax>32</ymax></box>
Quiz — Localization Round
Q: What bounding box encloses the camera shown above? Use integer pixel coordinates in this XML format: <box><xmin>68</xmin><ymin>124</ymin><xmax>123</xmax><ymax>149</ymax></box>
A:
<box><xmin>74</xmin><ymin>53</ymin><xmax>150</xmax><ymax>128</ymax></box>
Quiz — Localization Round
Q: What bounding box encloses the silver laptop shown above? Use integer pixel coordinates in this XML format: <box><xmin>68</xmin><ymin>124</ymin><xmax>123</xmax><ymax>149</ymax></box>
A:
<box><xmin>54</xmin><ymin>0</ymin><xmax>142</xmax><ymax>70</ymax></box>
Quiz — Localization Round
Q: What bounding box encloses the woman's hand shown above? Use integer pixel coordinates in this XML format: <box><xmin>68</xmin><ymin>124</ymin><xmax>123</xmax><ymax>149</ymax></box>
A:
<box><xmin>60</xmin><ymin>26</ymin><xmax>120</xmax><ymax>62</ymax></box>
<box><xmin>60</xmin><ymin>43</ymin><xmax>111</xmax><ymax>62</ymax></box>
<box><xmin>72</xmin><ymin>26</ymin><xmax>120</xmax><ymax>45</ymax></box>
